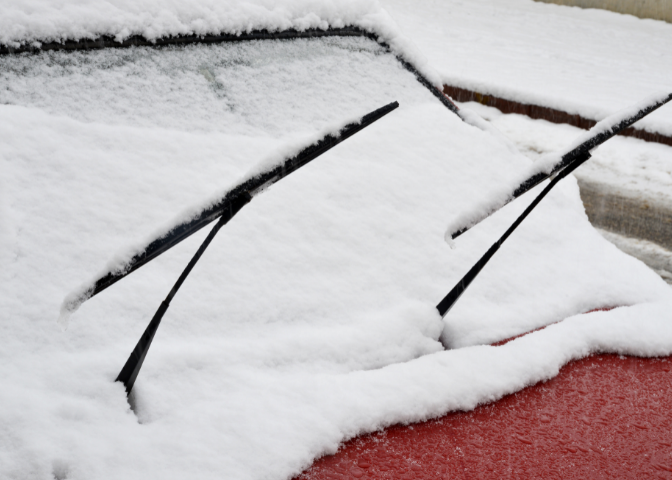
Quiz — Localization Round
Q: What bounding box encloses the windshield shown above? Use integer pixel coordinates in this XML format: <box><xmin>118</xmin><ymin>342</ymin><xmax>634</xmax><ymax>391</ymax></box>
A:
<box><xmin>0</xmin><ymin>33</ymin><xmax>525</xmax><ymax>332</ymax></box>
<box><xmin>1</xmin><ymin>36</ymin><xmax>437</xmax><ymax>137</ymax></box>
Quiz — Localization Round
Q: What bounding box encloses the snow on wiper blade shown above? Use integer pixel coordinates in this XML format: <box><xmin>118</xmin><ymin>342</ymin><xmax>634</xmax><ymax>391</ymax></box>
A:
<box><xmin>61</xmin><ymin>101</ymin><xmax>399</xmax><ymax>319</ymax></box>
<box><xmin>447</xmin><ymin>92</ymin><xmax>672</xmax><ymax>240</ymax></box>
<box><xmin>437</xmin><ymin>92</ymin><xmax>672</xmax><ymax>321</ymax></box>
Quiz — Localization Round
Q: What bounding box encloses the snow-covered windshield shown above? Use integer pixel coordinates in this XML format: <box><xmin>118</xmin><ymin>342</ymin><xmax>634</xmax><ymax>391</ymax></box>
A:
<box><xmin>2</xmin><ymin>33</ymin><xmax>656</xmax><ymax>343</ymax></box>
<box><xmin>3</xmin><ymin>34</ymin><xmax>670</xmax><ymax>480</ymax></box>
<box><xmin>0</xmin><ymin>36</ymin><xmax>429</xmax><ymax>136</ymax></box>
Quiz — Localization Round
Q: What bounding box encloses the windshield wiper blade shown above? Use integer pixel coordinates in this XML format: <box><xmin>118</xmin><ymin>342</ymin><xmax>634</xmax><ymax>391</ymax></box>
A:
<box><xmin>449</xmin><ymin>92</ymin><xmax>672</xmax><ymax>240</ymax></box>
<box><xmin>438</xmin><ymin>92</ymin><xmax>672</xmax><ymax>320</ymax></box>
<box><xmin>74</xmin><ymin>101</ymin><xmax>400</xmax><ymax>395</ymax></box>
<box><xmin>437</xmin><ymin>151</ymin><xmax>591</xmax><ymax>319</ymax></box>
<box><xmin>63</xmin><ymin>101</ymin><xmax>399</xmax><ymax>316</ymax></box>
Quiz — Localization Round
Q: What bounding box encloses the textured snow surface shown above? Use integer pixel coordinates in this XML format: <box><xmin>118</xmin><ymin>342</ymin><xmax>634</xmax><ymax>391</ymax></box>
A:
<box><xmin>0</xmin><ymin>0</ymin><xmax>381</xmax><ymax>46</ymax></box>
<box><xmin>381</xmin><ymin>0</ymin><xmax>672</xmax><ymax>136</ymax></box>
<box><xmin>2</xmin><ymin>36</ymin><xmax>672</xmax><ymax>480</ymax></box>
<box><xmin>0</xmin><ymin>0</ymin><xmax>441</xmax><ymax>87</ymax></box>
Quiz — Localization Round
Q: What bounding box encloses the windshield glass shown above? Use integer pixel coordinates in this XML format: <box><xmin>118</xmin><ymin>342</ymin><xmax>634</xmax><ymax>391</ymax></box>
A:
<box><xmin>1</xmin><ymin>36</ymin><xmax>432</xmax><ymax>137</ymax></box>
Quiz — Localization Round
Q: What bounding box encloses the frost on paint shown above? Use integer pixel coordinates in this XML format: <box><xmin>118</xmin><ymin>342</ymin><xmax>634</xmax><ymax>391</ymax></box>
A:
<box><xmin>2</xmin><ymin>22</ymin><xmax>672</xmax><ymax>480</ymax></box>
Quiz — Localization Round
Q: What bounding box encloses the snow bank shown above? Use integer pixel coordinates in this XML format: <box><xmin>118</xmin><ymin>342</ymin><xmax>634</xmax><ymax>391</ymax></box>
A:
<box><xmin>381</xmin><ymin>0</ymin><xmax>672</xmax><ymax>137</ymax></box>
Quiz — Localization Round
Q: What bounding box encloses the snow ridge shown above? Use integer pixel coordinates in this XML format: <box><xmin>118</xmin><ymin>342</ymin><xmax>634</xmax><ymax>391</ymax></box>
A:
<box><xmin>1</xmin><ymin>0</ymin><xmax>380</xmax><ymax>47</ymax></box>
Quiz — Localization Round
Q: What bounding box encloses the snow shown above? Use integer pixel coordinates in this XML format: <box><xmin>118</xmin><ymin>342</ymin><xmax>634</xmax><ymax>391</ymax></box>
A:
<box><xmin>0</xmin><ymin>0</ymin><xmax>444</xmax><ymax>90</ymax></box>
<box><xmin>2</xmin><ymin>17</ymin><xmax>672</xmax><ymax>480</ymax></box>
<box><xmin>0</xmin><ymin>0</ymin><xmax>382</xmax><ymax>47</ymax></box>
<box><xmin>380</xmin><ymin>0</ymin><xmax>672</xmax><ymax>137</ymax></box>
<box><xmin>445</xmin><ymin>92</ymin><xmax>672</xmax><ymax>239</ymax></box>
<box><xmin>57</xmin><ymin>92</ymin><xmax>388</xmax><ymax>320</ymax></box>
<box><xmin>599</xmin><ymin>230</ymin><xmax>672</xmax><ymax>285</ymax></box>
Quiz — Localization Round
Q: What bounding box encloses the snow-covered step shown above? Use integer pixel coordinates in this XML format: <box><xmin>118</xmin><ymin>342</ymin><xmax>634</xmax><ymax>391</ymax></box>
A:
<box><xmin>444</xmin><ymin>84</ymin><xmax>672</xmax><ymax>147</ymax></box>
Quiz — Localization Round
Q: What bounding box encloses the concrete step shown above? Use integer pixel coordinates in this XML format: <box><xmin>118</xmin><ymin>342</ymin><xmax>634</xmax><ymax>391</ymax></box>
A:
<box><xmin>578</xmin><ymin>179</ymin><xmax>672</xmax><ymax>284</ymax></box>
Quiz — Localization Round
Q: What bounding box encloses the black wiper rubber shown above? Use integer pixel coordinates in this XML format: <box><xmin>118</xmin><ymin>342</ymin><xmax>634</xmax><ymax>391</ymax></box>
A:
<box><xmin>449</xmin><ymin>93</ymin><xmax>672</xmax><ymax>240</ymax></box>
<box><xmin>89</xmin><ymin>101</ymin><xmax>399</xmax><ymax>301</ymax></box>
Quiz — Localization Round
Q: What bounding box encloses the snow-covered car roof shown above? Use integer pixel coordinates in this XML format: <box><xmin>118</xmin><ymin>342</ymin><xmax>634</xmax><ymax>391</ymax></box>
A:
<box><xmin>0</xmin><ymin>0</ymin><xmax>388</xmax><ymax>46</ymax></box>
<box><xmin>2</xmin><ymin>4</ymin><xmax>672</xmax><ymax>479</ymax></box>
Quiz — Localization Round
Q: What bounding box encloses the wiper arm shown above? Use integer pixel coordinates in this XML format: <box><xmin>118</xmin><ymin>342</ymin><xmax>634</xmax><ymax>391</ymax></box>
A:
<box><xmin>437</xmin><ymin>151</ymin><xmax>590</xmax><ymax>318</ymax></box>
<box><xmin>88</xmin><ymin>101</ymin><xmax>399</xmax><ymax>395</ymax></box>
